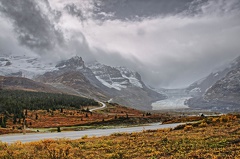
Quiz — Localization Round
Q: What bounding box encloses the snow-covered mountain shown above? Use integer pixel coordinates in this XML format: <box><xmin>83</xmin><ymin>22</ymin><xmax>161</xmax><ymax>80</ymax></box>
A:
<box><xmin>86</xmin><ymin>61</ymin><xmax>143</xmax><ymax>91</ymax></box>
<box><xmin>0</xmin><ymin>54</ymin><xmax>57</xmax><ymax>78</ymax></box>
<box><xmin>0</xmin><ymin>54</ymin><xmax>185</xmax><ymax>110</ymax></box>
<box><xmin>35</xmin><ymin>56</ymin><xmax>113</xmax><ymax>101</ymax></box>
<box><xmin>86</xmin><ymin>61</ymin><xmax>165</xmax><ymax>110</ymax></box>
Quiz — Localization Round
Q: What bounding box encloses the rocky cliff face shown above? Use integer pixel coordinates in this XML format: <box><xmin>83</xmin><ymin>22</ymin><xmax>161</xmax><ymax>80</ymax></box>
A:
<box><xmin>56</xmin><ymin>56</ymin><xmax>86</xmax><ymax>70</ymax></box>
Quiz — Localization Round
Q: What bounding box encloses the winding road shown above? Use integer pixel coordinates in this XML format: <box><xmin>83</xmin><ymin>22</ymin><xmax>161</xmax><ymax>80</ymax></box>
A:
<box><xmin>0</xmin><ymin>123</ymin><xmax>184</xmax><ymax>144</ymax></box>
<box><xmin>89</xmin><ymin>101</ymin><xmax>106</xmax><ymax>112</ymax></box>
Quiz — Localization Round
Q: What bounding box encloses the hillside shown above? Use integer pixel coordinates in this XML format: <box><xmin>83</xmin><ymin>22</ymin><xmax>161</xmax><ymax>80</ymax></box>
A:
<box><xmin>0</xmin><ymin>76</ymin><xmax>60</xmax><ymax>93</ymax></box>
<box><xmin>36</xmin><ymin>70</ymin><xmax>109</xmax><ymax>101</ymax></box>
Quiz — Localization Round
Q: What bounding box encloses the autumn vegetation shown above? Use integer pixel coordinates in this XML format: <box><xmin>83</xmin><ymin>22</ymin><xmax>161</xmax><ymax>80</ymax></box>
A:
<box><xmin>0</xmin><ymin>104</ymin><xmax>170</xmax><ymax>134</ymax></box>
<box><xmin>0</xmin><ymin>90</ymin><xmax>239</xmax><ymax>158</ymax></box>
<box><xmin>0</xmin><ymin>114</ymin><xmax>239</xmax><ymax>158</ymax></box>
<box><xmin>0</xmin><ymin>90</ymin><xmax>171</xmax><ymax>134</ymax></box>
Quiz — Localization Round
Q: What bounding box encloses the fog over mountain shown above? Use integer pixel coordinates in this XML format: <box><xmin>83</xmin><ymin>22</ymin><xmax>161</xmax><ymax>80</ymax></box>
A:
<box><xmin>0</xmin><ymin>0</ymin><xmax>240</xmax><ymax>88</ymax></box>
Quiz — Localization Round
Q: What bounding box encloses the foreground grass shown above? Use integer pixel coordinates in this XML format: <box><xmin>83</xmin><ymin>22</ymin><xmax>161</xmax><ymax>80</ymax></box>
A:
<box><xmin>0</xmin><ymin>115</ymin><xmax>239</xmax><ymax>159</ymax></box>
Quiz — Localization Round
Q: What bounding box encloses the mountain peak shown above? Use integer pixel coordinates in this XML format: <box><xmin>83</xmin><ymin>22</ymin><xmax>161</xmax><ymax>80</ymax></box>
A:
<box><xmin>56</xmin><ymin>56</ymin><xmax>85</xmax><ymax>70</ymax></box>
<box><xmin>71</xmin><ymin>56</ymin><xmax>83</xmax><ymax>61</ymax></box>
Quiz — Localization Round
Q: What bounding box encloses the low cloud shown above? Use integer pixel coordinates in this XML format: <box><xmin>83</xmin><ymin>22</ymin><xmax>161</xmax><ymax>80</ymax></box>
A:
<box><xmin>78</xmin><ymin>0</ymin><xmax>240</xmax><ymax>88</ymax></box>
<box><xmin>0</xmin><ymin>0</ymin><xmax>63</xmax><ymax>51</ymax></box>
<box><xmin>0</xmin><ymin>0</ymin><xmax>240</xmax><ymax>88</ymax></box>
<box><xmin>0</xmin><ymin>0</ymin><xmax>94</xmax><ymax>61</ymax></box>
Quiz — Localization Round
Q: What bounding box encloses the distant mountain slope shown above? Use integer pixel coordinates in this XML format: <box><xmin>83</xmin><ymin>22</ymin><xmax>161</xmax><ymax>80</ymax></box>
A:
<box><xmin>204</xmin><ymin>60</ymin><xmax>240</xmax><ymax>104</ymax></box>
<box><xmin>0</xmin><ymin>76</ymin><xmax>60</xmax><ymax>93</ymax></box>
<box><xmin>186</xmin><ymin>57</ymin><xmax>240</xmax><ymax>96</ymax></box>
<box><xmin>187</xmin><ymin>56</ymin><xmax>240</xmax><ymax>112</ymax></box>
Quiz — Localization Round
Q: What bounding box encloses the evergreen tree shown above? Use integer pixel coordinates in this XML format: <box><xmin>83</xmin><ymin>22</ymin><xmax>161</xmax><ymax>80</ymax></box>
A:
<box><xmin>57</xmin><ymin>127</ymin><xmax>61</xmax><ymax>132</ymax></box>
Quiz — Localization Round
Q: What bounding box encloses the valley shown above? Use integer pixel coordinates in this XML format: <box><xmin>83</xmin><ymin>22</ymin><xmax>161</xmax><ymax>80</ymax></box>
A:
<box><xmin>0</xmin><ymin>0</ymin><xmax>239</xmax><ymax>158</ymax></box>
<box><xmin>1</xmin><ymin>53</ymin><xmax>240</xmax><ymax>113</ymax></box>
<box><xmin>0</xmin><ymin>90</ymin><xmax>171</xmax><ymax>135</ymax></box>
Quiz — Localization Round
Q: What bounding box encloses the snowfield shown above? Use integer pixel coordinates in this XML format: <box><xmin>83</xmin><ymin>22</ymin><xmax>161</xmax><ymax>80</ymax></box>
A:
<box><xmin>0</xmin><ymin>55</ymin><xmax>57</xmax><ymax>78</ymax></box>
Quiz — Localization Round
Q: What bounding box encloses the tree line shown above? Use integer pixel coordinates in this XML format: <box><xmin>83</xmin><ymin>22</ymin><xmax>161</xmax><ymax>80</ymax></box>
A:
<box><xmin>0</xmin><ymin>90</ymin><xmax>99</xmax><ymax>125</ymax></box>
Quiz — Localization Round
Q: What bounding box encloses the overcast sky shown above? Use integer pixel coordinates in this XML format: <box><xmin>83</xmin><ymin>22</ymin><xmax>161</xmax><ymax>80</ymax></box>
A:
<box><xmin>0</xmin><ymin>0</ymin><xmax>240</xmax><ymax>88</ymax></box>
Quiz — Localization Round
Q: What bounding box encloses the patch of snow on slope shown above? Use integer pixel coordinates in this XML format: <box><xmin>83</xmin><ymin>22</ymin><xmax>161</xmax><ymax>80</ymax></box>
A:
<box><xmin>122</xmin><ymin>74</ymin><xmax>143</xmax><ymax>88</ymax></box>
<box><xmin>87</xmin><ymin>61</ymin><xmax>127</xmax><ymax>90</ymax></box>
<box><xmin>214</xmin><ymin>73</ymin><xmax>219</xmax><ymax>77</ymax></box>
<box><xmin>87</xmin><ymin>61</ymin><xmax>144</xmax><ymax>90</ymax></box>
<box><xmin>95</xmin><ymin>76</ymin><xmax>126</xmax><ymax>90</ymax></box>
<box><xmin>190</xmin><ymin>87</ymin><xmax>201</xmax><ymax>93</ymax></box>
<box><xmin>117</xmin><ymin>67</ymin><xmax>143</xmax><ymax>88</ymax></box>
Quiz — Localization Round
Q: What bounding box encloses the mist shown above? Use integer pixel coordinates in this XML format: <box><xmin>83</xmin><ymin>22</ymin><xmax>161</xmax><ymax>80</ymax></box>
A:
<box><xmin>0</xmin><ymin>0</ymin><xmax>240</xmax><ymax>88</ymax></box>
